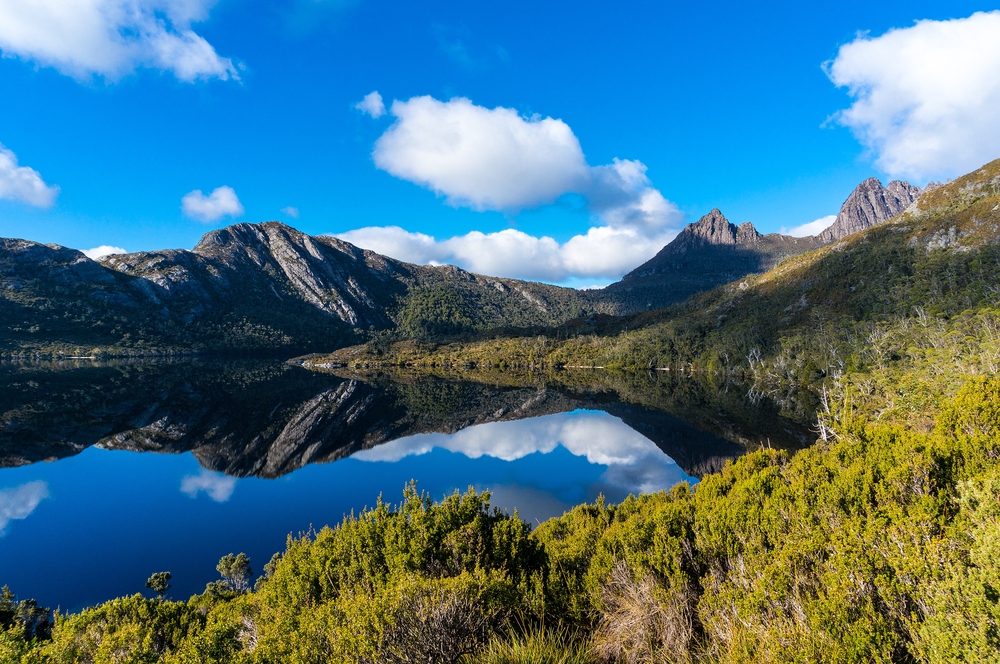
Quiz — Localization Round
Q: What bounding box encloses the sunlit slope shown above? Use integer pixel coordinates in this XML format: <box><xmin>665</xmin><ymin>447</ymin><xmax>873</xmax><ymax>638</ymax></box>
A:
<box><xmin>317</xmin><ymin>158</ymin><xmax>1000</xmax><ymax>423</ymax></box>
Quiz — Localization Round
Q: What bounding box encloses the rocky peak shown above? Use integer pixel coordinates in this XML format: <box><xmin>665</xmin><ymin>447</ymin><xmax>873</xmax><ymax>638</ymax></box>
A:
<box><xmin>736</xmin><ymin>222</ymin><xmax>762</xmax><ymax>246</ymax></box>
<box><xmin>684</xmin><ymin>209</ymin><xmax>738</xmax><ymax>246</ymax></box>
<box><xmin>817</xmin><ymin>178</ymin><xmax>921</xmax><ymax>243</ymax></box>
<box><xmin>672</xmin><ymin>209</ymin><xmax>764</xmax><ymax>251</ymax></box>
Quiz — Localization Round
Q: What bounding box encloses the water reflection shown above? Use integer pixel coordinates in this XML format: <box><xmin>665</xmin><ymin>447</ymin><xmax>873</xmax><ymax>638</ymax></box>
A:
<box><xmin>0</xmin><ymin>480</ymin><xmax>49</xmax><ymax>535</ymax></box>
<box><xmin>180</xmin><ymin>470</ymin><xmax>237</xmax><ymax>503</ymax></box>
<box><xmin>0</xmin><ymin>358</ymin><xmax>812</xmax><ymax>609</ymax></box>
<box><xmin>354</xmin><ymin>410</ymin><xmax>694</xmax><ymax>497</ymax></box>
<box><xmin>2</xmin><ymin>359</ymin><xmax>804</xmax><ymax>481</ymax></box>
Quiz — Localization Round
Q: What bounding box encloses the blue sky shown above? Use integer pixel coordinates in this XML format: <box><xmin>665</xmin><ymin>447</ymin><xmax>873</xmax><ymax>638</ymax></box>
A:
<box><xmin>0</xmin><ymin>0</ymin><xmax>997</xmax><ymax>286</ymax></box>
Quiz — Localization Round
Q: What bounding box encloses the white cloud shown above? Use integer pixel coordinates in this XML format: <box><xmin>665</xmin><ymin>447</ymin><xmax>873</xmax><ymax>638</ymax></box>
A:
<box><xmin>373</xmin><ymin>96</ymin><xmax>590</xmax><ymax>211</ymax></box>
<box><xmin>0</xmin><ymin>0</ymin><xmax>238</xmax><ymax>82</ymax></box>
<box><xmin>0</xmin><ymin>481</ymin><xmax>49</xmax><ymax>536</ymax></box>
<box><xmin>782</xmin><ymin>214</ymin><xmax>835</xmax><ymax>238</ymax></box>
<box><xmin>180</xmin><ymin>470</ymin><xmax>236</xmax><ymax>502</ymax></box>
<box><xmin>0</xmin><ymin>143</ymin><xmax>59</xmax><ymax>208</ymax></box>
<box><xmin>281</xmin><ymin>206</ymin><xmax>300</xmax><ymax>218</ymax></box>
<box><xmin>827</xmin><ymin>11</ymin><xmax>1000</xmax><ymax>180</ymax></box>
<box><xmin>340</xmin><ymin>95</ymin><xmax>684</xmax><ymax>282</ymax></box>
<box><xmin>181</xmin><ymin>185</ymin><xmax>244</xmax><ymax>223</ymax></box>
<box><xmin>336</xmin><ymin>224</ymin><xmax>677</xmax><ymax>282</ymax></box>
<box><xmin>352</xmin><ymin>410</ymin><xmax>692</xmax><ymax>497</ymax></box>
<box><xmin>355</xmin><ymin>91</ymin><xmax>385</xmax><ymax>118</ymax></box>
<box><xmin>82</xmin><ymin>245</ymin><xmax>128</xmax><ymax>260</ymax></box>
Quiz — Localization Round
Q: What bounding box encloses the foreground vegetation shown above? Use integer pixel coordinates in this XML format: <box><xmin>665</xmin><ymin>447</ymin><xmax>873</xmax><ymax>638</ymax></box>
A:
<box><xmin>2</xmin><ymin>370</ymin><xmax>999</xmax><ymax>662</ymax></box>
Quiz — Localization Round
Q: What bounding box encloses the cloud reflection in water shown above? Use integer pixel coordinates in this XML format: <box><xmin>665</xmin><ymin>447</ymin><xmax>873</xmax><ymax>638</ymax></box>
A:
<box><xmin>0</xmin><ymin>480</ymin><xmax>50</xmax><ymax>536</ymax></box>
<box><xmin>352</xmin><ymin>410</ymin><xmax>695</xmax><ymax>502</ymax></box>
<box><xmin>180</xmin><ymin>471</ymin><xmax>237</xmax><ymax>503</ymax></box>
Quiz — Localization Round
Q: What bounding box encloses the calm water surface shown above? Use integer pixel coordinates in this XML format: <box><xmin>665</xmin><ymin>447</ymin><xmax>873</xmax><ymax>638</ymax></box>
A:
<box><xmin>0</xmin><ymin>359</ymin><xmax>804</xmax><ymax>610</ymax></box>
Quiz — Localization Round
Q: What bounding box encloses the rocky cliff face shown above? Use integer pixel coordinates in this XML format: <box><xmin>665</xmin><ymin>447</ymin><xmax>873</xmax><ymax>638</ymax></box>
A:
<box><xmin>816</xmin><ymin>178</ymin><xmax>921</xmax><ymax>243</ymax></box>
<box><xmin>102</xmin><ymin>221</ymin><xmax>400</xmax><ymax>330</ymax></box>
<box><xmin>593</xmin><ymin>176</ymin><xmax>923</xmax><ymax>315</ymax></box>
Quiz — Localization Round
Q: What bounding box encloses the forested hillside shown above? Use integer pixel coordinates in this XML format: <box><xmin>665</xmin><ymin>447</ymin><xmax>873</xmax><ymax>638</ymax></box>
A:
<box><xmin>319</xmin><ymin>159</ymin><xmax>1000</xmax><ymax>427</ymax></box>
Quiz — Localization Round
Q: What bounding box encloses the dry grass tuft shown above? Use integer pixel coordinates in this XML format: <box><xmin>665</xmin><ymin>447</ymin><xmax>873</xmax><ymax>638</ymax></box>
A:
<box><xmin>593</xmin><ymin>561</ymin><xmax>698</xmax><ymax>664</ymax></box>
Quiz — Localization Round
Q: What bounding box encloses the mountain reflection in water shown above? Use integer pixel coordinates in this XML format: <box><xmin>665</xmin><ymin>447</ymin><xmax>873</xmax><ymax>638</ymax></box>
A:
<box><xmin>0</xmin><ymin>358</ymin><xmax>811</xmax><ymax>609</ymax></box>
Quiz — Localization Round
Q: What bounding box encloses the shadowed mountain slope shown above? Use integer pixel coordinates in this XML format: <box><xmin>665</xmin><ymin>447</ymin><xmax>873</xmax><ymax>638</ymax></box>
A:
<box><xmin>593</xmin><ymin>209</ymin><xmax>824</xmax><ymax>312</ymax></box>
<box><xmin>590</xmin><ymin>177</ymin><xmax>920</xmax><ymax>314</ymax></box>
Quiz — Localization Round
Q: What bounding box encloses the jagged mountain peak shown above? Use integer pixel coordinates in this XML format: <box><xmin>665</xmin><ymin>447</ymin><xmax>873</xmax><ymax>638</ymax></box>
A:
<box><xmin>684</xmin><ymin>209</ymin><xmax>739</xmax><ymax>246</ymax></box>
<box><xmin>669</xmin><ymin>209</ymin><xmax>765</xmax><ymax>251</ymax></box>
<box><xmin>817</xmin><ymin>177</ymin><xmax>921</xmax><ymax>242</ymax></box>
<box><xmin>194</xmin><ymin>221</ymin><xmax>363</xmax><ymax>263</ymax></box>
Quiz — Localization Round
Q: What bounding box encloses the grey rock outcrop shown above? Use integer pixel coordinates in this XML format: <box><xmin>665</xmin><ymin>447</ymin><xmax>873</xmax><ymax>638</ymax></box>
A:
<box><xmin>816</xmin><ymin>178</ymin><xmax>921</xmax><ymax>243</ymax></box>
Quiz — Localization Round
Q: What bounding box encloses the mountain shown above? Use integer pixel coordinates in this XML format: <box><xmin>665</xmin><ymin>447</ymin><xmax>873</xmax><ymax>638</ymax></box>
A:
<box><xmin>0</xmin><ymin>222</ymin><xmax>597</xmax><ymax>356</ymax></box>
<box><xmin>589</xmin><ymin>176</ymin><xmax>920</xmax><ymax>314</ymax></box>
<box><xmin>341</xmin><ymin>158</ymin><xmax>1000</xmax><ymax>427</ymax></box>
<box><xmin>816</xmin><ymin>177</ymin><xmax>921</xmax><ymax>242</ymax></box>
<box><xmin>0</xmin><ymin>175</ymin><xmax>925</xmax><ymax>357</ymax></box>
<box><xmin>592</xmin><ymin>209</ymin><xmax>824</xmax><ymax>312</ymax></box>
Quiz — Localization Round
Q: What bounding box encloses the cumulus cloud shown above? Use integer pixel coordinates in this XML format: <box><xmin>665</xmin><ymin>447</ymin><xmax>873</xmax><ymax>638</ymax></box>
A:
<box><xmin>0</xmin><ymin>143</ymin><xmax>59</xmax><ymax>208</ymax></box>
<box><xmin>180</xmin><ymin>470</ymin><xmax>236</xmax><ymax>502</ymax></box>
<box><xmin>281</xmin><ymin>206</ymin><xmax>300</xmax><ymax>218</ymax></box>
<box><xmin>0</xmin><ymin>481</ymin><xmax>49</xmax><ymax>535</ymax></box>
<box><xmin>82</xmin><ymin>245</ymin><xmax>128</xmax><ymax>260</ymax></box>
<box><xmin>783</xmin><ymin>214</ymin><xmax>835</xmax><ymax>238</ymax></box>
<box><xmin>181</xmin><ymin>185</ymin><xmax>244</xmax><ymax>223</ymax></box>
<box><xmin>0</xmin><ymin>0</ymin><xmax>238</xmax><ymax>82</ymax></box>
<box><xmin>827</xmin><ymin>11</ymin><xmax>1000</xmax><ymax>180</ymax></box>
<box><xmin>373</xmin><ymin>96</ymin><xmax>591</xmax><ymax>211</ymax></box>
<box><xmin>355</xmin><ymin>91</ymin><xmax>385</xmax><ymax>118</ymax></box>
<box><xmin>340</xmin><ymin>223</ymin><xmax>676</xmax><ymax>283</ymax></box>
<box><xmin>352</xmin><ymin>410</ymin><xmax>692</xmax><ymax>497</ymax></box>
<box><xmin>340</xmin><ymin>95</ymin><xmax>683</xmax><ymax>282</ymax></box>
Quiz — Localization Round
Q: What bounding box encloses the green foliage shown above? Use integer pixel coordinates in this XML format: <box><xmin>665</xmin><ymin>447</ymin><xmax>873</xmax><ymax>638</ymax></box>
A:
<box><xmin>216</xmin><ymin>554</ymin><xmax>252</xmax><ymax>594</ymax></box>
<box><xmin>37</xmin><ymin>595</ymin><xmax>204</xmax><ymax>664</ymax></box>
<box><xmin>0</xmin><ymin>586</ymin><xmax>50</xmax><ymax>645</ymax></box>
<box><xmin>397</xmin><ymin>287</ymin><xmax>476</xmax><ymax>339</ymax></box>
<box><xmin>146</xmin><ymin>573</ymin><xmax>172</xmax><ymax>600</ymax></box>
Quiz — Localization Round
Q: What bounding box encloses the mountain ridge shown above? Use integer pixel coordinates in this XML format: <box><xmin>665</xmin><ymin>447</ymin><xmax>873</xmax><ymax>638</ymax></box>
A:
<box><xmin>0</xmin><ymin>222</ymin><xmax>600</xmax><ymax>356</ymax></box>
<box><xmin>0</xmin><ymin>175</ymin><xmax>924</xmax><ymax>356</ymax></box>
<box><xmin>590</xmin><ymin>176</ymin><xmax>920</xmax><ymax>312</ymax></box>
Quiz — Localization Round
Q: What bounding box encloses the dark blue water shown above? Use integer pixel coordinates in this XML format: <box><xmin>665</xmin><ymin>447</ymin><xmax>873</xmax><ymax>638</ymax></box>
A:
<box><xmin>0</xmin><ymin>409</ymin><xmax>693</xmax><ymax>611</ymax></box>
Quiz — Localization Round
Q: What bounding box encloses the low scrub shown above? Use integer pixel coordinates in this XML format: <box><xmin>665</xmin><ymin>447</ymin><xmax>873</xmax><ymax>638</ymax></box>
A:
<box><xmin>3</xmin><ymin>373</ymin><xmax>999</xmax><ymax>662</ymax></box>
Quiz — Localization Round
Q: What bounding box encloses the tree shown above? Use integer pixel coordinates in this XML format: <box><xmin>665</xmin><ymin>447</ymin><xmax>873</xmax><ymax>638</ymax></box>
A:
<box><xmin>0</xmin><ymin>586</ymin><xmax>52</xmax><ymax>641</ymax></box>
<box><xmin>217</xmin><ymin>553</ymin><xmax>252</xmax><ymax>593</ymax></box>
<box><xmin>145</xmin><ymin>572</ymin><xmax>172</xmax><ymax>600</ymax></box>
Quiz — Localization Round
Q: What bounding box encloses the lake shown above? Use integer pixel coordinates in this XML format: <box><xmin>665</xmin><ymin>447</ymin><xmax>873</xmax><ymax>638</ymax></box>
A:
<box><xmin>0</xmin><ymin>359</ymin><xmax>808</xmax><ymax>611</ymax></box>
